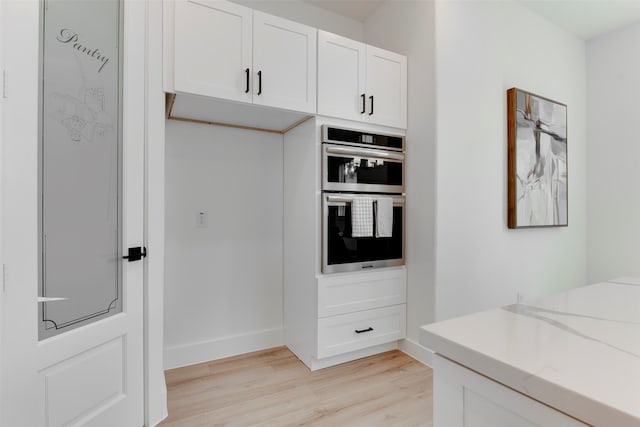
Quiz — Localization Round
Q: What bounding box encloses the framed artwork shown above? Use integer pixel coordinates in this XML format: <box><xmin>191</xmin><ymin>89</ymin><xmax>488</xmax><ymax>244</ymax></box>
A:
<box><xmin>507</xmin><ymin>88</ymin><xmax>567</xmax><ymax>228</ymax></box>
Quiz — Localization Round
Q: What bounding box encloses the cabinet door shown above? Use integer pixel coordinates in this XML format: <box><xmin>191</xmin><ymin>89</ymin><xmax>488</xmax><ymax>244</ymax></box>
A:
<box><xmin>174</xmin><ymin>0</ymin><xmax>252</xmax><ymax>103</ymax></box>
<box><xmin>317</xmin><ymin>31</ymin><xmax>366</xmax><ymax>122</ymax></box>
<box><xmin>366</xmin><ymin>46</ymin><xmax>407</xmax><ymax>128</ymax></box>
<box><xmin>252</xmin><ymin>11</ymin><xmax>317</xmax><ymax>114</ymax></box>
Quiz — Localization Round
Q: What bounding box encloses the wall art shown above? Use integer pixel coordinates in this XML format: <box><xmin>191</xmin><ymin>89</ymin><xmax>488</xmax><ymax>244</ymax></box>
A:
<box><xmin>507</xmin><ymin>88</ymin><xmax>567</xmax><ymax>228</ymax></box>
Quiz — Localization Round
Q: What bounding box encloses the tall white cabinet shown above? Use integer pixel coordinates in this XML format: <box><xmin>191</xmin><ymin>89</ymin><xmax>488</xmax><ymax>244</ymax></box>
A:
<box><xmin>317</xmin><ymin>31</ymin><xmax>407</xmax><ymax>129</ymax></box>
<box><xmin>284</xmin><ymin>118</ymin><xmax>407</xmax><ymax>371</ymax></box>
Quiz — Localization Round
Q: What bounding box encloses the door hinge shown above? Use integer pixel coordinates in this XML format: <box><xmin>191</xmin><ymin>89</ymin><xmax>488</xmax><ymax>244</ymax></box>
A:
<box><xmin>2</xmin><ymin>69</ymin><xmax>7</xmax><ymax>99</ymax></box>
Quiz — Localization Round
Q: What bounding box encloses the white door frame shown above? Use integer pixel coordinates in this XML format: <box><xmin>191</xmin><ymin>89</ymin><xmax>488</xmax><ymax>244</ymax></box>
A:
<box><xmin>144</xmin><ymin>0</ymin><xmax>168</xmax><ymax>425</ymax></box>
<box><xmin>0</xmin><ymin>0</ymin><xmax>5</xmax><ymax>421</ymax></box>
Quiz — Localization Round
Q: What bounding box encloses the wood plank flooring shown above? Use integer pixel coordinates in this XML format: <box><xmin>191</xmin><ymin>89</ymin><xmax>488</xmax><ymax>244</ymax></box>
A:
<box><xmin>161</xmin><ymin>347</ymin><xmax>433</xmax><ymax>426</ymax></box>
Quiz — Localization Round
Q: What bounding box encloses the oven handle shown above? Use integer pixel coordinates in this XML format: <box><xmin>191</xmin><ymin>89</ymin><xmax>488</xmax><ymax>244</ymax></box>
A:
<box><xmin>326</xmin><ymin>194</ymin><xmax>405</xmax><ymax>205</ymax></box>
<box><xmin>325</xmin><ymin>145</ymin><xmax>405</xmax><ymax>161</ymax></box>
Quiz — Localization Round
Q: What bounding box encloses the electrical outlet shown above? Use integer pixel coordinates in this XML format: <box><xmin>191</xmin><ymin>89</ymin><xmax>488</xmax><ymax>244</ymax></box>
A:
<box><xmin>197</xmin><ymin>211</ymin><xmax>208</xmax><ymax>228</ymax></box>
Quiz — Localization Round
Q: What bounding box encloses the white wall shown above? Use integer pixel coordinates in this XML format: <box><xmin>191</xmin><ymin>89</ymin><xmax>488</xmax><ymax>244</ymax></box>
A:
<box><xmin>231</xmin><ymin>0</ymin><xmax>364</xmax><ymax>41</ymax></box>
<box><xmin>586</xmin><ymin>22</ymin><xmax>640</xmax><ymax>283</ymax></box>
<box><xmin>434</xmin><ymin>1</ymin><xmax>587</xmax><ymax>320</ymax></box>
<box><xmin>164</xmin><ymin>121</ymin><xmax>284</xmax><ymax>369</ymax></box>
<box><xmin>363</xmin><ymin>0</ymin><xmax>438</xmax><ymax>352</ymax></box>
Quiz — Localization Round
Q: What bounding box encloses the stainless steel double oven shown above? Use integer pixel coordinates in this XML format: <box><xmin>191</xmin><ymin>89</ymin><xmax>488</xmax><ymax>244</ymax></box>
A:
<box><xmin>322</xmin><ymin>125</ymin><xmax>405</xmax><ymax>273</ymax></box>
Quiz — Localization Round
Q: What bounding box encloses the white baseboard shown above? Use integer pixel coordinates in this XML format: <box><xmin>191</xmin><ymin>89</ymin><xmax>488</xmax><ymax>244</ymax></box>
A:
<box><xmin>149</xmin><ymin>385</ymin><xmax>168</xmax><ymax>427</ymax></box>
<box><xmin>164</xmin><ymin>328</ymin><xmax>284</xmax><ymax>370</ymax></box>
<box><xmin>308</xmin><ymin>342</ymin><xmax>398</xmax><ymax>371</ymax></box>
<box><xmin>399</xmin><ymin>338</ymin><xmax>433</xmax><ymax>367</ymax></box>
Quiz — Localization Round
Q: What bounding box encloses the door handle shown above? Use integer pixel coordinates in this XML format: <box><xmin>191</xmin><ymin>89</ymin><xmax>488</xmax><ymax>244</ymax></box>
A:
<box><xmin>325</xmin><ymin>145</ymin><xmax>405</xmax><ymax>161</ymax></box>
<box><xmin>245</xmin><ymin>68</ymin><xmax>250</xmax><ymax>93</ymax></box>
<box><xmin>257</xmin><ymin>70</ymin><xmax>262</xmax><ymax>95</ymax></box>
<box><xmin>123</xmin><ymin>246</ymin><xmax>147</xmax><ymax>262</ymax></box>
<box><xmin>361</xmin><ymin>93</ymin><xmax>366</xmax><ymax>114</ymax></box>
<box><xmin>369</xmin><ymin>95</ymin><xmax>374</xmax><ymax>115</ymax></box>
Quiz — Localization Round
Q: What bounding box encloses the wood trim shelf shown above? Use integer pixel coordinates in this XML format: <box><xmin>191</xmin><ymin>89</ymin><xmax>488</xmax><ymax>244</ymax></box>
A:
<box><xmin>165</xmin><ymin>92</ymin><xmax>313</xmax><ymax>135</ymax></box>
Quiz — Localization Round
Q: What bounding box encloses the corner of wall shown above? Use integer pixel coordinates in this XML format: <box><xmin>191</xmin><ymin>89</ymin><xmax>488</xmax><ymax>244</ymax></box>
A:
<box><xmin>399</xmin><ymin>338</ymin><xmax>433</xmax><ymax>368</ymax></box>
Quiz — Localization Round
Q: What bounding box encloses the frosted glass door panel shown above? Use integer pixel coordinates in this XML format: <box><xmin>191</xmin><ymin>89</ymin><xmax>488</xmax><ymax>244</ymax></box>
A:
<box><xmin>39</xmin><ymin>0</ymin><xmax>122</xmax><ymax>340</ymax></box>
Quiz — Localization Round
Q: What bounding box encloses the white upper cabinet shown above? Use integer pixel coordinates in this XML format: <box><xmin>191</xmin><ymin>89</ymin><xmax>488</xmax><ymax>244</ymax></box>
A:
<box><xmin>171</xmin><ymin>0</ymin><xmax>317</xmax><ymax>114</ymax></box>
<box><xmin>174</xmin><ymin>0</ymin><xmax>252</xmax><ymax>103</ymax></box>
<box><xmin>317</xmin><ymin>31</ymin><xmax>366</xmax><ymax>122</ymax></box>
<box><xmin>317</xmin><ymin>31</ymin><xmax>407</xmax><ymax>129</ymax></box>
<box><xmin>366</xmin><ymin>46</ymin><xmax>407</xmax><ymax>129</ymax></box>
<box><xmin>252</xmin><ymin>12</ymin><xmax>317</xmax><ymax>113</ymax></box>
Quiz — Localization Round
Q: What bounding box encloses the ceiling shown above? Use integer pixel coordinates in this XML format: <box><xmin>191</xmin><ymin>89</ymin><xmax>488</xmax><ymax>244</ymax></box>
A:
<box><xmin>301</xmin><ymin>0</ymin><xmax>640</xmax><ymax>40</ymax></box>
<box><xmin>301</xmin><ymin>0</ymin><xmax>385</xmax><ymax>22</ymax></box>
<box><xmin>519</xmin><ymin>0</ymin><xmax>640</xmax><ymax>40</ymax></box>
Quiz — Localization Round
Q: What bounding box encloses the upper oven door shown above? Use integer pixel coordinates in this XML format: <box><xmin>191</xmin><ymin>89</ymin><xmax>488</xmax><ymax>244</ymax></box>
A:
<box><xmin>323</xmin><ymin>144</ymin><xmax>405</xmax><ymax>194</ymax></box>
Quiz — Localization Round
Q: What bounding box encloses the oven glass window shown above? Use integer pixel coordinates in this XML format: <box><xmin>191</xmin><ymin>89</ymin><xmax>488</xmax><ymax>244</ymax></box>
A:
<box><xmin>327</xmin><ymin>156</ymin><xmax>403</xmax><ymax>186</ymax></box>
<box><xmin>327</xmin><ymin>205</ymin><xmax>403</xmax><ymax>266</ymax></box>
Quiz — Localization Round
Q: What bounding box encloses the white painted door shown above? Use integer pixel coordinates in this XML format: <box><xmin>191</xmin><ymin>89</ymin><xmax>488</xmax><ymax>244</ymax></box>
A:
<box><xmin>252</xmin><ymin>11</ymin><xmax>317</xmax><ymax>114</ymax></box>
<box><xmin>365</xmin><ymin>46</ymin><xmax>407</xmax><ymax>129</ymax></box>
<box><xmin>317</xmin><ymin>30</ymin><xmax>366</xmax><ymax>122</ymax></box>
<box><xmin>1</xmin><ymin>1</ymin><xmax>144</xmax><ymax>426</ymax></box>
<box><xmin>173</xmin><ymin>0</ymin><xmax>252</xmax><ymax>103</ymax></box>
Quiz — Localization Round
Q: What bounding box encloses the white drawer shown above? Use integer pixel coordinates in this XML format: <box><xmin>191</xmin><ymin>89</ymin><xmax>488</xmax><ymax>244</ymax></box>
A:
<box><xmin>317</xmin><ymin>304</ymin><xmax>406</xmax><ymax>359</ymax></box>
<box><xmin>317</xmin><ymin>268</ymin><xmax>406</xmax><ymax>317</ymax></box>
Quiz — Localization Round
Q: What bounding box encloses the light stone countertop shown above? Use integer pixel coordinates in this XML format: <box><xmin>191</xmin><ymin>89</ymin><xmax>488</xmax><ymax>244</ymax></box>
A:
<box><xmin>420</xmin><ymin>277</ymin><xmax>640</xmax><ymax>426</ymax></box>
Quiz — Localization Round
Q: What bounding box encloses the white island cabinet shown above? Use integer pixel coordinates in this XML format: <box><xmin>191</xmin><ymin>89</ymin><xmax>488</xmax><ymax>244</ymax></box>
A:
<box><xmin>420</xmin><ymin>278</ymin><xmax>640</xmax><ymax>427</ymax></box>
<box><xmin>170</xmin><ymin>0</ymin><xmax>317</xmax><ymax>114</ymax></box>
<box><xmin>317</xmin><ymin>31</ymin><xmax>407</xmax><ymax>129</ymax></box>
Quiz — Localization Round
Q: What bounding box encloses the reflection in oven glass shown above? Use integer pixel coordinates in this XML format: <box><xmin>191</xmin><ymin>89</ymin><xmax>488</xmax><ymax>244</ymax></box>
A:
<box><xmin>327</xmin><ymin>205</ymin><xmax>403</xmax><ymax>266</ymax></box>
<box><xmin>328</xmin><ymin>156</ymin><xmax>402</xmax><ymax>186</ymax></box>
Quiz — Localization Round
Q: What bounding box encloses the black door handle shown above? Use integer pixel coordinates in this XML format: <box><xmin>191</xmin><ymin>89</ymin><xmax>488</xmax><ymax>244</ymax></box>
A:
<box><xmin>123</xmin><ymin>246</ymin><xmax>147</xmax><ymax>262</ymax></box>
<box><xmin>245</xmin><ymin>68</ymin><xmax>250</xmax><ymax>93</ymax></box>
<box><xmin>257</xmin><ymin>70</ymin><xmax>262</xmax><ymax>95</ymax></box>
<box><xmin>361</xmin><ymin>93</ymin><xmax>366</xmax><ymax>114</ymax></box>
<box><xmin>369</xmin><ymin>95</ymin><xmax>374</xmax><ymax>115</ymax></box>
<box><xmin>355</xmin><ymin>327</ymin><xmax>374</xmax><ymax>334</ymax></box>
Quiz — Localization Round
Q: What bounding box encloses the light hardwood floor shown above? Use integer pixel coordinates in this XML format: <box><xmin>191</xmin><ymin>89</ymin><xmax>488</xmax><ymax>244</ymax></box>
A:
<box><xmin>161</xmin><ymin>347</ymin><xmax>433</xmax><ymax>426</ymax></box>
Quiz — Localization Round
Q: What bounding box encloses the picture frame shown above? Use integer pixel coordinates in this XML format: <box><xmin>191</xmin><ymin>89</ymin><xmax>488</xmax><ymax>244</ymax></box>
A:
<box><xmin>507</xmin><ymin>88</ymin><xmax>568</xmax><ymax>228</ymax></box>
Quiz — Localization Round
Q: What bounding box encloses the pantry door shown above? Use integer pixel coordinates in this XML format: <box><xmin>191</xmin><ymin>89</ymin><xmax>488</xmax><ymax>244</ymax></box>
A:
<box><xmin>1</xmin><ymin>1</ymin><xmax>145</xmax><ymax>426</ymax></box>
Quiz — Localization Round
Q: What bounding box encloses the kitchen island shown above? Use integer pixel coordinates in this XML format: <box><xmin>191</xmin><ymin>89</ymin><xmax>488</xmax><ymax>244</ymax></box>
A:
<box><xmin>420</xmin><ymin>277</ymin><xmax>640</xmax><ymax>426</ymax></box>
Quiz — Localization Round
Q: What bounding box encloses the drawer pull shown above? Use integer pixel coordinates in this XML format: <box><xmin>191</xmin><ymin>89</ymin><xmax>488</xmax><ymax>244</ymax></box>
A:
<box><xmin>355</xmin><ymin>327</ymin><xmax>374</xmax><ymax>334</ymax></box>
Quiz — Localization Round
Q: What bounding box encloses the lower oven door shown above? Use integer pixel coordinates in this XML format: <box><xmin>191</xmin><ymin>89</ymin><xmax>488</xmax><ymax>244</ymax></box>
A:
<box><xmin>323</xmin><ymin>193</ymin><xmax>405</xmax><ymax>274</ymax></box>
